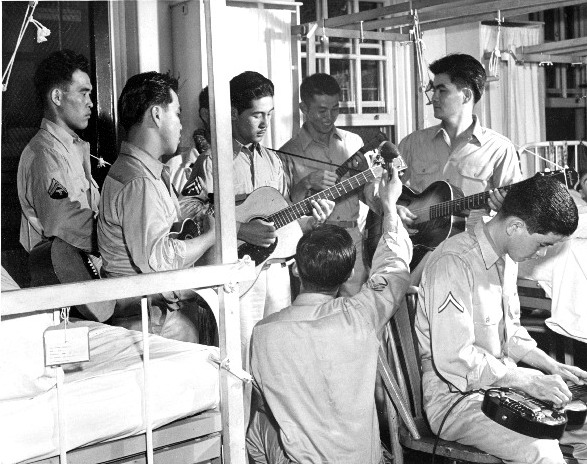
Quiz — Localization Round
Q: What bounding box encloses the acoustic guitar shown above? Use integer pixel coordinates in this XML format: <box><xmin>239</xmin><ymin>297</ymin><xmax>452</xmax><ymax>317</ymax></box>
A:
<box><xmin>28</xmin><ymin>238</ymin><xmax>115</xmax><ymax>322</ymax></box>
<box><xmin>172</xmin><ymin>147</ymin><xmax>406</xmax><ymax>295</ymax></box>
<box><xmin>364</xmin><ymin>168</ymin><xmax>579</xmax><ymax>270</ymax></box>
<box><xmin>482</xmin><ymin>385</ymin><xmax>587</xmax><ymax>440</ymax></box>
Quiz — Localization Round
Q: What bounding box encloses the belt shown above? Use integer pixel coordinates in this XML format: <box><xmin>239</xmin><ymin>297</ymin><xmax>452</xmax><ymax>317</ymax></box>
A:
<box><xmin>324</xmin><ymin>220</ymin><xmax>358</xmax><ymax>228</ymax></box>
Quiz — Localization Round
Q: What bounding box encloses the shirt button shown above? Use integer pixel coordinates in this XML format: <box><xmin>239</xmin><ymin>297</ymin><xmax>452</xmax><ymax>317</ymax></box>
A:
<box><xmin>485</xmin><ymin>317</ymin><xmax>490</xmax><ymax>323</ymax></box>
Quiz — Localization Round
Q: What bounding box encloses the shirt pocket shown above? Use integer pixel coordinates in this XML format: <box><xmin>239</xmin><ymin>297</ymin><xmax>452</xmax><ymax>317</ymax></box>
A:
<box><xmin>456</xmin><ymin>157</ymin><xmax>494</xmax><ymax>183</ymax></box>
<box><xmin>412</xmin><ymin>158</ymin><xmax>441</xmax><ymax>177</ymax></box>
<box><xmin>70</xmin><ymin>174</ymin><xmax>89</xmax><ymax>201</ymax></box>
<box><xmin>410</xmin><ymin>159</ymin><xmax>441</xmax><ymax>192</ymax></box>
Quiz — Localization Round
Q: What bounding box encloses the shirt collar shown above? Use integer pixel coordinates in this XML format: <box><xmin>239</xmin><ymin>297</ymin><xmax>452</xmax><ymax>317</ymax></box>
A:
<box><xmin>300</xmin><ymin>123</ymin><xmax>342</xmax><ymax>150</ymax></box>
<box><xmin>119</xmin><ymin>141</ymin><xmax>166</xmax><ymax>180</ymax></box>
<box><xmin>270</xmin><ymin>292</ymin><xmax>336</xmax><ymax>321</ymax></box>
<box><xmin>434</xmin><ymin>115</ymin><xmax>485</xmax><ymax>145</ymax></box>
<box><xmin>232</xmin><ymin>138</ymin><xmax>262</xmax><ymax>159</ymax></box>
<box><xmin>40</xmin><ymin>118</ymin><xmax>85</xmax><ymax>153</ymax></box>
<box><xmin>470</xmin><ymin>115</ymin><xmax>486</xmax><ymax>144</ymax></box>
<box><xmin>475</xmin><ymin>220</ymin><xmax>501</xmax><ymax>270</ymax></box>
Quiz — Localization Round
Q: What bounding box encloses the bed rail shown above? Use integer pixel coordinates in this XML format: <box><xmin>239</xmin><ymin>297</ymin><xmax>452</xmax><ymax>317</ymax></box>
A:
<box><xmin>518</xmin><ymin>140</ymin><xmax>586</xmax><ymax>179</ymax></box>
<box><xmin>1</xmin><ymin>260</ymin><xmax>254</xmax><ymax>464</ymax></box>
<box><xmin>1</xmin><ymin>261</ymin><xmax>254</xmax><ymax>316</ymax></box>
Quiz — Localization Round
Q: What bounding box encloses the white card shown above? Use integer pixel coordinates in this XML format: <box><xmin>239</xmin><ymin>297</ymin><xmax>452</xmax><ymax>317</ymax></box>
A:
<box><xmin>44</xmin><ymin>325</ymin><xmax>90</xmax><ymax>366</ymax></box>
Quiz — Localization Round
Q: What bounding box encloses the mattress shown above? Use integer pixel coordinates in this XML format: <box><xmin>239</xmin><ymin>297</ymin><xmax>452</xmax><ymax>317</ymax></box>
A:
<box><xmin>0</xmin><ymin>321</ymin><xmax>220</xmax><ymax>464</ymax></box>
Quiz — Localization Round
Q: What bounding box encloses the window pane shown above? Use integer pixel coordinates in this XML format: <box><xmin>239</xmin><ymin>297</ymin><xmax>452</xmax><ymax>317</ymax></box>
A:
<box><xmin>361</xmin><ymin>60</ymin><xmax>382</xmax><ymax>102</ymax></box>
<box><xmin>330</xmin><ymin>59</ymin><xmax>354</xmax><ymax>102</ymax></box>
<box><xmin>328</xmin><ymin>0</ymin><xmax>350</xmax><ymax>19</ymax></box>
<box><xmin>329</xmin><ymin>37</ymin><xmax>351</xmax><ymax>55</ymax></box>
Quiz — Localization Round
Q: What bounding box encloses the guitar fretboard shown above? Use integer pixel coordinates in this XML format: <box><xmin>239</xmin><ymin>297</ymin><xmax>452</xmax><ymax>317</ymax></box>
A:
<box><xmin>429</xmin><ymin>187</ymin><xmax>511</xmax><ymax>219</ymax></box>
<box><xmin>429</xmin><ymin>170</ymin><xmax>571</xmax><ymax>220</ymax></box>
<box><xmin>270</xmin><ymin>167</ymin><xmax>378</xmax><ymax>229</ymax></box>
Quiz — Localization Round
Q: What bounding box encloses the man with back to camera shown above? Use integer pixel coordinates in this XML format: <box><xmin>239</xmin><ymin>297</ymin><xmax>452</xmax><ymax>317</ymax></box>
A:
<box><xmin>247</xmin><ymin>166</ymin><xmax>412</xmax><ymax>463</ymax></box>
<box><xmin>280</xmin><ymin>73</ymin><xmax>381</xmax><ymax>297</ymax></box>
<box><xmin>415</xmin><ymin>175</ymin><xmax>587</xmax><ymax>463</ymax></box>
<box><xmin>97</xmin><ymin>72</ymin><xmax>216</xmax><ymax>342</ymax></box>
<box><xmin>397</xmin><ymin>53</ymin><xmax>521</xmax><ymax>279</ymax></box>
<box><xmin>181</xmin><ymin>71</ymin><xmax>334</xmax><ymax>363</ymax></box>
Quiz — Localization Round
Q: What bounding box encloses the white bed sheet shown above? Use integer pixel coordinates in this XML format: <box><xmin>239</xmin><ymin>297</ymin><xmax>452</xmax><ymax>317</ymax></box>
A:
<box><xmin>0</xmin><ymin>321</ymin><xmax>219</xmax><ymax>464</ymax></box>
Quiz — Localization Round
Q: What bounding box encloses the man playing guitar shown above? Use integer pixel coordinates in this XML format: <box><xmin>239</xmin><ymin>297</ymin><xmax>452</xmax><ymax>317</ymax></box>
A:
<box><xmin>178</xmin><ymin>71</ymin><xmax>334</xmax><ymax>366</ymax></box>
<box><xmin>98</xmin><ymin>72</ymin><xmax>218</xmax><ymax>343</ymax></box>
<box><xmin>280</xmin><ymin>73</ymin><xmax>381</xmax><ymax>297</ymax></box>
<box><xmin>398</xmin><ymin>54</ymin><xmax>519</xmax><ymax>281</ymax></box>
<box><xmin>17</xmin><ymin>50</ymin><xmax>112</xmax><ymax>322</ymax></box>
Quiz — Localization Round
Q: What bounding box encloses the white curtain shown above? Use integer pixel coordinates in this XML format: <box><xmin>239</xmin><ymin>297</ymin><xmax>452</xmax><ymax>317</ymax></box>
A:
<box><xmin>480</xmin><ymin>24</ymin><xmax>545</xmax><ymax>178</ymax></box>
<box><xmin>222</xmin><ymin>6</ymin><xmax>294</xmax><ymax>149</ymax></box>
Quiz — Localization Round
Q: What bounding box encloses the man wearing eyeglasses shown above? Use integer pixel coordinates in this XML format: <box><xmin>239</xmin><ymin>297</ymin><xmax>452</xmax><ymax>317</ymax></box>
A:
<box><xmin>398</xmin><ymin>54</ymin><xmax>522</xmax><ymax>248</ymax></box>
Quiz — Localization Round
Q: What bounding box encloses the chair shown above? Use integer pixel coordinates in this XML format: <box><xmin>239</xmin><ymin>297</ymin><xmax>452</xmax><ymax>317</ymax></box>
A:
<box><xmin>382</xmin><ymin>288</ymin><xmax>578</xmax><ymax>464</ymax></box>
<box><xmin>517</xmin><ymin>277</ymin><xmax>575</xmax><ymax>366</ymax></box>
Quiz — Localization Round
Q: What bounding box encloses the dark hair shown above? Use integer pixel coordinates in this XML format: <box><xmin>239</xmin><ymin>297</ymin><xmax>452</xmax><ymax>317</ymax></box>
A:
<box><xmin>199</xmin><ymin>86</ymin><xmax>209</xmax><ymax>111</ymax></box>
<box><xmin>34</xmin><ymin>49</ymin><xmax>90</xmax><ymax>109</ymax></box>
<box><xmin>429</xmin><ymin>53</ymin><xmax>486</xmax><ymax>103</ymax></box>
<box><xmin>296</xmin><ymin>225</ymin><xmax>356</xmax><ymax>291</ymax></box>
<box><xmin>118</xmin><ymin>71</ymin><xmax>179</xmax><ymax>132</ymax></box>
<box><xmin>230</xmin><ymin>71</ymin><xmax>274</xmax><ymax>114</ymax></box>
<box><xmin>300</xmin><ymin>73</ymin><xmax>341</xmax><ymax>105</ymax></box>
<box><xmin>500</xmin><ymin>175</ymin><xmax>578</xmax><ymax>236</ymax></box>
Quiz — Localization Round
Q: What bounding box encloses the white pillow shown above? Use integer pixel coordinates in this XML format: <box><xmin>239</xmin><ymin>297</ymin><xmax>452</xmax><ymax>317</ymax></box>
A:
<box><xmin>1</xmin><ymin>267</ymin><xmax>57</xmax><ymax>401</ymax></box>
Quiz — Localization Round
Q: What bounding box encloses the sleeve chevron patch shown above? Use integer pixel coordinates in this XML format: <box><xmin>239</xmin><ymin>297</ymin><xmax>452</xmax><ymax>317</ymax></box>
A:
<box><xmin>438</xmin><ymin>291</ymin><xmax>464</xmax><ymax>314</ymax></box>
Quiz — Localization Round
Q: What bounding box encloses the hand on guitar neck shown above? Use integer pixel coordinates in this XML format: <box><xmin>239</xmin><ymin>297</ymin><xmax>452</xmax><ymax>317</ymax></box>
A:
<box><xmin>237</xmin><ymin>198</ymin><xmax>334</xmax><ymax>247</ymax></box>
<box><xmin>397</xmin><ymin>185</ymin><xmax>508</xmax><ymax>236</ymax></box>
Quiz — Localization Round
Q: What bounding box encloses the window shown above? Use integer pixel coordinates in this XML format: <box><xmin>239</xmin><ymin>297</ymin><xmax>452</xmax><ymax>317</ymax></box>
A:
<box><xmin>299</xmin><ymin>0</ymin><xmax>395</xmax><ymax>137</ymax></box>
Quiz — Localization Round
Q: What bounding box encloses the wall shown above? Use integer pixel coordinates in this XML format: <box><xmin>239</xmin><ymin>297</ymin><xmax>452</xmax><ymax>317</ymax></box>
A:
<box><xmin>170</xmin><ymin>0</ymin><xmax>207</xmax><ymax>150</ymax></box>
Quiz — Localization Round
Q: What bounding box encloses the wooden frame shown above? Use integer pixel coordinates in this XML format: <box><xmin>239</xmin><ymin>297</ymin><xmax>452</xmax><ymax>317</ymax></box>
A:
<box><xmin>27</xmin><ymin>413</ymin><xmax>222</xmax><ymax>464</ymax></box>
<box><xmin>293</xmin><ymin>0</ymin><xmax>587</xmax><ymax>33</ymax></box>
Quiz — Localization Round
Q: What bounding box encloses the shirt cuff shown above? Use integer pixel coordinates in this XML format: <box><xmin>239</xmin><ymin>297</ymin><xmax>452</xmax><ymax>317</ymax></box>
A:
<box><xmin>471</xmin><ymin>354</ymin><xmax>511</xmax><ymax>389</ymax></box>
<box><xmin>506</xmin><ymin>327</ymin><xmax>539</xmax><ymax>363</ymax></box>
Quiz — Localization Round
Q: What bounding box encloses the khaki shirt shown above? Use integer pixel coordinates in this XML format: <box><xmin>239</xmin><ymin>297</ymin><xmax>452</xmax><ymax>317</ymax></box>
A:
<box><xmin>399</xmin><ymin>116</ymin><xmax>522</xmax><ymax>227</ymax></box>
<box><xmin>17</xmin><ymin>118</ymin><xmax>99</xmax><ymax>252</ymax></box>
<box><xmin>415</xmin><ymin>221</ymin><xmax>537</xmax><ymax>394</ymax></box>
<box><xmin>98</xmin><ymin>142</ymin><xmax>187</xmax><ymax>276</ymax></box>
<box><xmin>200</xmin><ymin>138</ymin><xmax>289</xmax><ymax>198</ymax></box>
<box><xmin>250</xmin><ymin>213</ymin><xmax>412</xmax><ymax>464</ymax></box>
<box><xmin>280</xmin><ymin>124</ymin><xmax>374</xmax><ymax>223</ymax></box>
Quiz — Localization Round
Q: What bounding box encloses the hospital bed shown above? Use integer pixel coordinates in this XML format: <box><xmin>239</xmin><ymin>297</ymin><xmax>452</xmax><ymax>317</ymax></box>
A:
<box><xmin>0</xmin><ymin>262</ymin><xmax>254</xmax><ymax>464</ymax></box>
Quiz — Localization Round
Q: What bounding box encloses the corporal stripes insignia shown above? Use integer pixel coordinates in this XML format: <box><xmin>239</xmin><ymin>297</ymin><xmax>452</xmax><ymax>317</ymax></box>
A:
<box><xmin>438</xmin><ymin>291</ymin><xmax>464</xmax><ymax>314</ymax></box>
<box><xmin>48</xmin><ymin>178</ymin><xmax>68</xmax><ymax>199</ymax></box>
<box><xmin>181</xmin><ymin>177</ymin><xmax>203</xmax><ymax>197</ymax></box>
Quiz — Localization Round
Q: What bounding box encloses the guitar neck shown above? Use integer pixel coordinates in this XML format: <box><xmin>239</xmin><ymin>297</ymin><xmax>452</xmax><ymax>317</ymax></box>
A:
<box><xmin>431</xmin><ymin>169</ymin><xmax>573</xmax><ymax>220</ymax></box>
<box><xmin>431</xmin><ymin>188</ymin><xmax>505</xmax><ymax>219</ymax></box>
<box><xmin>269</xmin><ymin>166</ymin><xmax>379</xmax><ymax>229</ymax></box>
